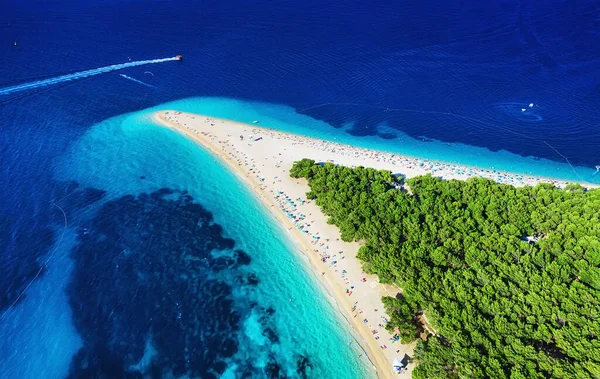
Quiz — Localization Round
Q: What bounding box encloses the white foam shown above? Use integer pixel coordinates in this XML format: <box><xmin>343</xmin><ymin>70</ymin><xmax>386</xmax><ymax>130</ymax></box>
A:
<box><xmin>0</xmin><ymin>56</ymin><xmax>177</xmax><ymax>96</ymax></box>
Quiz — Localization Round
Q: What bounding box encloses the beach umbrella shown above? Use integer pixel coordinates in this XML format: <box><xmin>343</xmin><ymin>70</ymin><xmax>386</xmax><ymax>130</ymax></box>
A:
<box><xmin>393</xmin><ymin>359</ymin><xmax>404</xmax><ymax>370</ymax></box>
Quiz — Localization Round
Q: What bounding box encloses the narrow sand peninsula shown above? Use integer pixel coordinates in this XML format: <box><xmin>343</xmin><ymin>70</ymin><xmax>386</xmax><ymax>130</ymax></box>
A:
<box><xmin>153</xmin><ymin>110</ymin><xmax>595</xmax><ymax>378</ymax></box>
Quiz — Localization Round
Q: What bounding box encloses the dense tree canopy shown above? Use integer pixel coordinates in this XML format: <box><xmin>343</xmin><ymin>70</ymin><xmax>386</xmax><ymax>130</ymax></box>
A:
<box><xmin>290</xmin><ymin>159</ymin><xmax>600</xmax><ymax>379</ymax></box>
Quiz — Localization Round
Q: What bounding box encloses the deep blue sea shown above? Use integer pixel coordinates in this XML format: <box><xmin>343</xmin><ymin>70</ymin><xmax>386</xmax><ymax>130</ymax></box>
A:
<box><xmin>1</xmin><ymin>0</ymin><xmax>599</xmax><ymax>377</ymax></box>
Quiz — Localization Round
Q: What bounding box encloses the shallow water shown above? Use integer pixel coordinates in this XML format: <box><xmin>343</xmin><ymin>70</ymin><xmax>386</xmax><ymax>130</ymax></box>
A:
<box><xmin>35</xmin><ymin>111</ymin><xmax>370</xmax><ymax>378</ymax></box>
<box><xmin>2</xmin><ymin>0</ymin><xmax>599</xmax><ymax>377</ymax></box>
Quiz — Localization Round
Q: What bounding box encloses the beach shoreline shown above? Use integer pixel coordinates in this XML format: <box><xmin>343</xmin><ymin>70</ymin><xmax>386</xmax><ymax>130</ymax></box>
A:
<box><xmin>153</xmin><ymin>111</ymin><xmax>416</xmax><ymax>378</ymax></box>
<box><xmin>151</xmin><ymin>109</ymin><xmax>596</xmax><ymax>379</ymax></box>
<box><xmin>154</xmin><ymin>112</ymin><xmax>598</xmax><ymax>190</ymax></box>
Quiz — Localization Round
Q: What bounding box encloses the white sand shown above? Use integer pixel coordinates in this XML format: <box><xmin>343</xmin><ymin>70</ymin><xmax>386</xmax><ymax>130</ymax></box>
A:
<box><xmin>153</xmin><ymin>110</ymin><xmax>595</xmax><ymax>378</ymax></box>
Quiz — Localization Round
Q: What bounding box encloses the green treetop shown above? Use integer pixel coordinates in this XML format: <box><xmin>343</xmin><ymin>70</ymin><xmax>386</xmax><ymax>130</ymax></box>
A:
<box><xmin>291</xmin><ymin>158</ymin><xmax>600</xmax><ymax>379</ymax></box>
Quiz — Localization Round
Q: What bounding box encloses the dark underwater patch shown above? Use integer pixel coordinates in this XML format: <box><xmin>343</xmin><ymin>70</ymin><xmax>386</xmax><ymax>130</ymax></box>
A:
<box><xmin>66</xmin><ymin>188</ymin><xmax>310</xmax><ymax>378</ymax></box>
<box><xmin>265</xmin><ymin>355</ymin><xmax>284</xmax><ymax>378</ymax></box>
<box><xmin>377</xmin><ymin>132</ymin><xmax>397</xmax><ymax>140</ymax></box>
<box><xmin>297</xmin><ymin>354</ymin><xmax>313</xmax><ymax>379</ymax></box>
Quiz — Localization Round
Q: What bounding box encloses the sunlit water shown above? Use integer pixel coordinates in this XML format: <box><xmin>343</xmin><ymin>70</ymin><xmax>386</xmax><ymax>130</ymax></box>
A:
<box><xmin>0</xmin><ymin>108</ymin><xmax>372</xmax><ymax>378</ymax></box>
<box><xmin>2</xmin><ymin>0</ymin><xmax>599</xmax><ymax>377</ymax></box>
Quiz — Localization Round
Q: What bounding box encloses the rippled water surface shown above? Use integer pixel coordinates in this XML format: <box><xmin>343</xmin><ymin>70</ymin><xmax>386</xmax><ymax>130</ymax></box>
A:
<box><xmin>1</xmin><ymin>0</ymin><xmax>599</xmax><ymax>377</ymax></box>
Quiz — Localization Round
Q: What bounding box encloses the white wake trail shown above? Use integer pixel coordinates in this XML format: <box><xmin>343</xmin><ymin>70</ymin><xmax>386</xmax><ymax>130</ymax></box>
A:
<box><xmin>0</xmin><ymin>56</ymin><xmax>179</xmax><ymax>96</ymax></box>
<box><xmin>119</xmin><ymin>74</ymin><xmax>155</xmax><ymax>88</ymax></box>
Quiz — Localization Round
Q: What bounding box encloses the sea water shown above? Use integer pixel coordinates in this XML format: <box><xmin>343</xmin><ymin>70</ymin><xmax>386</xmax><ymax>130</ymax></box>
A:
<box><xmin>7</xmin><ymin>109</ymin><xmax>369</xmax><ymax>378</ymax></box>
<box><xmin>136</xmin><ymin>97</ymin><xmax>600</xmax><ymax>185</ymax></box>
<box><xmin>0</xmin><ymin>96</ymin><xmax>596</xmax><ymax>378</ymax></box>
<box><xmin>0</xmin><ymin>229</ymin><xmax>81</xmax><ymax>379</ymax></box>
<box><xmin>2</xmin><ymin>0</ymin><xmax>600</xmax><ymax>377</ymax></box>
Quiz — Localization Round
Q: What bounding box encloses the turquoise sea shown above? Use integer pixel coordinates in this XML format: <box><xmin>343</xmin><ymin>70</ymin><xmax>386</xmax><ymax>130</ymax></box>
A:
<box><xmin>126</xmin><ymin>97</ymin><xmax>600</xmax><ymax>184</ymax></box>
<box><xmin>2</xmin><ymin>0</ymin><xmax>600</xmax><ymax>377</ymax></box>
<box><xmin>0</xmin><ymin>101</ymin><xmax>373</xmax><ymax>378</ymax></box>
<box><xmin>2</xmin><ymin>94</ymin><xmax>599</xmax><ymax>378</ymax></box>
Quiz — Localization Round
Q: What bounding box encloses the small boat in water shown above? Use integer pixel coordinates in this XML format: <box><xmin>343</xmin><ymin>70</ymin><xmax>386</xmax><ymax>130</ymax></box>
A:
<box><xmin>175</xmin><ymin>55</ymin><xmax>183</xmax><ymax>61</ymax></box>
<box><xmin>252</xmin><ymin>120</ymin><xmax>259</xmax><ymax>124</ymax></box>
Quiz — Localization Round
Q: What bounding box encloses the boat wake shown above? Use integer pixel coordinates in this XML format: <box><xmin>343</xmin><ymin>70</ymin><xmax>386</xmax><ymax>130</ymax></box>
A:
<box><xmin>0</xmin><ymin>56</ymin><xmax>179</xmax><ymax>96</ymax></box>
<box><xmin>119</xmin><ymin>74</ymin><xmax>154</xmax><ymax>88</ymax></box>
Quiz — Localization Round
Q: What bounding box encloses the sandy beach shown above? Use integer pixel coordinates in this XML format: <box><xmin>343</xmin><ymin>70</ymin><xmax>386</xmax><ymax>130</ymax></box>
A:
<box><xmin>152</xmin><ymin>110</ymin><xmax>595</xmax><ymax>378</ymax></box>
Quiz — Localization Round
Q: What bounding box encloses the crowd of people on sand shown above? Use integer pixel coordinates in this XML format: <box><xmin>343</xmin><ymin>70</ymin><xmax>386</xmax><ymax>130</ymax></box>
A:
<box><xmin>264</xmin><ymin>131</ymin><xmax>573</xmax><ymax>189</ymax></box>
<box><xmin>225</xmin><ymin>142</ymin><xmax>407</xmax><ymax>355</ymax></box>
<box><xmin>159</xmin><ymin>111</ymin><xmax>417</xmax><ymax>372</ymax></box>
<box><xmin>160</xmin><ymin>111</ymin><xmax>576</xmax><ymax>189</ymax></box>
<box><xmin>165</xmin><ymin>112</ymin><xmax>418</xmax><ymax>350</ymax></box>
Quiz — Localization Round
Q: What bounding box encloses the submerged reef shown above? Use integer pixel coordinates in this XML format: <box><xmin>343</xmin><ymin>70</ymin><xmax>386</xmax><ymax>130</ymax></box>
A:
<box><xmin>66</xmin><ymin>188</ymin><xmax>312</xmax><ymax>378</ymax></box>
